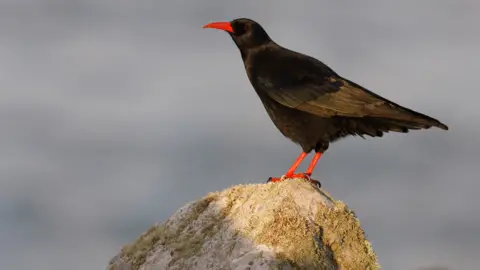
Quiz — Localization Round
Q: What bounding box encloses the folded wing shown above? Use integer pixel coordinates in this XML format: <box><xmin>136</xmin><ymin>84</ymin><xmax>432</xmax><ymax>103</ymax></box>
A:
<box><xmin>260</xmin><ymin>73</ymin><xmax>448</xmax><ymax>130</ymax></box>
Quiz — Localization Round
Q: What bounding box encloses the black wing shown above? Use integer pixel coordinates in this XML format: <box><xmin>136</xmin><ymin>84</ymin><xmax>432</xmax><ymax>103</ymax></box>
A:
<box><xmin>262</xmin><ymin>75</ymin><xmax>400</xmax><ymax>118</ymax></box>
<box><xmin>254</xmin><ymin>50</ymin><xmax>447</xmax><ymax>129</ymax></box>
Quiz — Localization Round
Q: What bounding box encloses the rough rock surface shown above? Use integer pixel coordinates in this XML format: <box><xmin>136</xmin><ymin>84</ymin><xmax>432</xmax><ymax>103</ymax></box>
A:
<box><xmin>108</xmin><ymin>179</ymin><xmax>379</xmax><ymax>270</ymax></box>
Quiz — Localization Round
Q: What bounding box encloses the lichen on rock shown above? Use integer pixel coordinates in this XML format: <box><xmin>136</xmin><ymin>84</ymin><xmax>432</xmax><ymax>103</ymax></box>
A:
<box><xmin>108</xmin><ymin>178</ymin><xmax>379</xmax><ymax>270</ymax></box>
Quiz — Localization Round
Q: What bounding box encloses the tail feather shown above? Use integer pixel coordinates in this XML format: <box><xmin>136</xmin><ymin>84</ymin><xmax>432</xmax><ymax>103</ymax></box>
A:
<box><xmin>370</xmin><ymin>104</ymin><xmax>449</xmax><ymax>131</ymax></box>
<box><xmin>348</xmin><ymin>115</ymin><xmax>447</xmax><ymax>139</ymax></box>
<box><xmin>340</xmin><ymin>77</ymin><xmax>449</xmax><ymax>131</ymax></box>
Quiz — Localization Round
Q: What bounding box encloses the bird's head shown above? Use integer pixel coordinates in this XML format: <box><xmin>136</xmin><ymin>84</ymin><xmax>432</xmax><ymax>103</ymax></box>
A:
<box><xmin>203</xmin><ymin>18</ymin><xmax>272</xmax><ymax>50</ymax></box>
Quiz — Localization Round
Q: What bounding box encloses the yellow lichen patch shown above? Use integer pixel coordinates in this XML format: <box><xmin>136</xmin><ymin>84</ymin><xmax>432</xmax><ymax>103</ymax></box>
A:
<box><xmin>111</xmin><ymin>192</ymin><xmax>219</xmax><ymax>270</ymax></box>
<box><xmin>215</xmin><ymin>179</ymin><xmax>336</xmax><ymax>269</ymax></box>
<box><xmin>214</xmin><ymin>179</ymin><xmax>378</xmax><ymax>270</ymax></box>
<box><xmin>315</xmin><ymin>201</ymin><xmax>380</xmax><ymax>270</ymax></box>
<box><xmin>253</xmin><ymin>195</ymin><xmax>335</xmax><ymax>270</ymax></box>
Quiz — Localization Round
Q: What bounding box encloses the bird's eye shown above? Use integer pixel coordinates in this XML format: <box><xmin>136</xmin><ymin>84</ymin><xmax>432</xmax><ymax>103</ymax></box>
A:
<box><xmin>243</xmin><ymin>24</ymin><xmax>250</xmax><ymax>32</ymax></box>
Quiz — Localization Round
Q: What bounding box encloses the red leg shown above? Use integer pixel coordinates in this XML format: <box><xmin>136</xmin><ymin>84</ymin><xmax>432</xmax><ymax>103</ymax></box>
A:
<box><xmin>268</xmin><ymin>152</ymin><xmax>307</xmax><ymax>183</ymax></box>
<box><xmin>287</xmin><ymin>152</ymin><xmax>323</xmax><ymax>182</ymax></box>
<box><xmin>305</xmin><ymin>152</ymin><xmax>322</xmax><ymax>176</ymax></box>
<box><xmin>302</xmin><ymin>152</ymin><xmax>323</xmax><ymax>188</ymax></box>
<box><xmin>285</xmin><ymin>152</ymin><xmax>308</xmax><ymax>177</ymax></box>
<box><xmin>267</xmin><ymin>151</ymin><xmax>323</xmax><ymax>188</ymax></box>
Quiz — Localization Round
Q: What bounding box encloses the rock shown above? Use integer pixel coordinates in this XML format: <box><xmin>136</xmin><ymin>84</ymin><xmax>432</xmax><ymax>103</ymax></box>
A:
<box><xmin>108</xmin><ymin>178</ymin><xmax>379</xmax><ymax>270</ymax></box>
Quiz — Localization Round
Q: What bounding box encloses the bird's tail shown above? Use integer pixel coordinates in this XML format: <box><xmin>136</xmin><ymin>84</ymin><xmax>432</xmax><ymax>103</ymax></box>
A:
<box><xmin>371</xmin><ymin>105</ymin><xmax>449</xmax><ymax>131</ymax></box>
<box><xmin>348</xmin><ymin>107</ymin><xmax>448</xmax><ymax>138</ymax></box>
<box><xmin>339</xmin><ymin>77</ymin><xmax>448</xmax><ymax>130</ymax></box>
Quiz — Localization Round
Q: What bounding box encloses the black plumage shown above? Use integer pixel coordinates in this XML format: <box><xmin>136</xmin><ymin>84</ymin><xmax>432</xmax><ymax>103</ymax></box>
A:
<box><xmin>203</xmin><ymin>18</ymin><xmax>448</xmax><ymax>185</ymax></box>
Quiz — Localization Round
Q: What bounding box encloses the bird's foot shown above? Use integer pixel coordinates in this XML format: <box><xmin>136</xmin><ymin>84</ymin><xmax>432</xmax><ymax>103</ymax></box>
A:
<box><xmin>267</xmin><ymin>173</ymin><xmax>321</xmax><ymax>188</ymax></box>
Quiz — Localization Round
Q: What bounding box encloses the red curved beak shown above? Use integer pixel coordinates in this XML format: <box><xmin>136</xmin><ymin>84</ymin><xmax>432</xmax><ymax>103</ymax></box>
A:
<box><xmin>202</xmin><ymin>21</ymin><xmax>234</xmax><ymax>34</ymax></box>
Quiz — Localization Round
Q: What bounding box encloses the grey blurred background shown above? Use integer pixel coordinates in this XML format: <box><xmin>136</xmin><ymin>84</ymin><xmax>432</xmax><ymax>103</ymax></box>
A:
<box><xmin>0</xmin><ymin>1</ymin><xmax>478</xmax><ymax>269</ymax></box>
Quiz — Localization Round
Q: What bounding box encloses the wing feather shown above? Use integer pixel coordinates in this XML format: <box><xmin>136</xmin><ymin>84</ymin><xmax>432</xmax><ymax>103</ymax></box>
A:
<box><xmin>261</xmin><ymin>75</ymin><xmax>397</xmax><ymax>118</ymax></box>
<box><xmin>251</xmin><ymin>48</ymin><xmax>448</xmax><ymax>130</ymax></box>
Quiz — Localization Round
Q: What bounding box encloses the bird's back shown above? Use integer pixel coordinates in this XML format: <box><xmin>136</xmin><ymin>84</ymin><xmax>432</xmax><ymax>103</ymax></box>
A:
<box><xmin>244</xmin><ymin>44</ymin><xmax>337</xmax><ymax>94</ymax></box>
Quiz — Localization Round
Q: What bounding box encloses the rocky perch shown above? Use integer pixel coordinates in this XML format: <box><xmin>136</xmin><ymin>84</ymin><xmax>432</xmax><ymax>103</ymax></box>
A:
<box><xmin>108</xmin><ymin>179</ymin><xmax>379</xmax><ymax>270</ymax></box>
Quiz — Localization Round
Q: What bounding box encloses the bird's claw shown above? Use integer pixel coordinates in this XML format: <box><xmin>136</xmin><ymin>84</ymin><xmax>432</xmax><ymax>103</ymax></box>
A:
<box><xmin>266</xmin><ymin>173</ymin><xmax>321</xmax><ymax>188</ymax></box>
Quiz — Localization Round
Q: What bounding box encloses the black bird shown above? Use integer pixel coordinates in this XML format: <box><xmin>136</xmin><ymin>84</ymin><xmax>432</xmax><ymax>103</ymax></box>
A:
<box><xmin>202</xmin><ymin>18</ymin><xmax>448</xmax><ymax>187</ymax></box>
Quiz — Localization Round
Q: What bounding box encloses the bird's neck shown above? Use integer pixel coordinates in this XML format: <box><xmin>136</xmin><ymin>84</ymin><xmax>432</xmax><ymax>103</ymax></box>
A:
<box><xmin>239</xmin><ymin>48</ymin><xmax>249</xmax><ymax>62</ymax></box>
<box><xmin>238</xmin><ymin>41</ymin><xmax>276</xmax><ymax>62</ymax></box>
